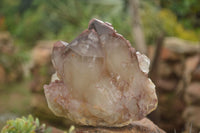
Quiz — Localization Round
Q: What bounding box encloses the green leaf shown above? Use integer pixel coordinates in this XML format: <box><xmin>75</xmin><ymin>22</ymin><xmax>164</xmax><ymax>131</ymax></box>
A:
<box><xmin>0</xmin><ymin>115</ymin><xmax>47</xmax><ymax>133</ymax></box>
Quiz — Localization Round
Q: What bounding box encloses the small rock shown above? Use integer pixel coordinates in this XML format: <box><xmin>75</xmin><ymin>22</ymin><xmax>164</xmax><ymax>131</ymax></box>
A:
<box><xmin>181</xmin><ymin>55</ymin><xmax>200</xmax><ymax>90</ymax></box>
<box><xmin>192</xmin><ymin>63</ymin><xmax>200</xmax><ymax>81</ymax></box>
<box><xmin>164</xmin><ymin>37</ymin><xmax>200</xmax><ymax>54</ymax></box>
<box><xmin>185</xmin><ymin>55</ymin><xmax>200</xmax><ymax>77</ymax></box>
<box><xmin>32</xmin><ymin>40</ymin><xmax>55</xmax><ymax>66</ymax></box>
<box><xmin>183</xmin><ymin>106</ymin><xmax>200</xmax><ymax>132</ymax></box>
<box><xmin>158</xmin><ymin>62</ymin><xmax>173</xmax><ymax>78</ymax></box>
<box><xmin>161</xmin><ymin>47</ymin><xmax>181</xmax><ymax>61</ymax></box>
<box><xmin>184</xmin><ymin>82</ymin><xmax>200</xmax><ymax>105</ymax></box>
<box><xmin>156</xmin><ymin>78</ymin><xmax>177</xmax><ymax>91</ymax></box>
<box><xmin>173</xmin><ymin>63</ymin><xmax>183</xmax><ymax>78</ymax></box>
<box><xmin>148</xmin><ymin>45</ymin><xmax>181</xmax><ymax>61</ymax></box>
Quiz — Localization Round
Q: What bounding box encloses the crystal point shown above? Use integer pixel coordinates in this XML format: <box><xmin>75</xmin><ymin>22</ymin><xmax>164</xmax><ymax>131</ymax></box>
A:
<box><xmin>44</xmin><ymin>19</ymin><xmax>158</xmax><ymax>127</ymax></box>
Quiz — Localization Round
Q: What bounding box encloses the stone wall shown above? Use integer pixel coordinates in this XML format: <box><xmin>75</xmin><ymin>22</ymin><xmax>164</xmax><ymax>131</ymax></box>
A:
<box><xmin>148</xmin><ymin>37</ymin><xmax>200</xmax><ymax>132</ymax></box>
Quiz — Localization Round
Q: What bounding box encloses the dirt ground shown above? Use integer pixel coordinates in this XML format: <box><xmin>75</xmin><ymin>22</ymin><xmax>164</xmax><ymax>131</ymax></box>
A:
<box><xmin>0</xmin><ymin>79</ymin><xmax>32</xmax><ymax>128</ymax></box>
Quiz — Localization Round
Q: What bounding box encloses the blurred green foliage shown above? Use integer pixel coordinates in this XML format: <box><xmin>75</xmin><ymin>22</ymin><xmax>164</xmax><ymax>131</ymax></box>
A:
<box><xmin>140</xmin><ymin>1</ymin><xmax>199</xmax><ymax>43</ymax></box>
<box><xmin>158</xmin><ymin>9</ymin><xmax>199</xmax><ymax>41</ymax></box>
<box><xmin>0</xmin><ymin>114</ymin><xmax>75</xmax><ymax>133</ymax></box>
<box><xmin>0</xmin><ymin>0</ymin><xmax>131</xmax><ymax>48</ymax></box>
<box><xmin>0</xmin><ymin>0</ymin><xmax>199</xmax><ymax>49</ymax></box>
<box><xmin>160</xmin><ymin>0</ymin><xmax>200</xmax><ymax>29</ymax></box>
<box><xmin>1</xmin><ymin>115</ymin><xmax>49</xmax><ymax>133</ymax></box>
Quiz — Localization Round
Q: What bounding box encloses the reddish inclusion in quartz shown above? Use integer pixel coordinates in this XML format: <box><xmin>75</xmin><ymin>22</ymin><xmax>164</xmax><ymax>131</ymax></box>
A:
<box><xmin>44</xmin><ymin>19</ymin><xmax>158</xmax><ymax>127</ymax></box>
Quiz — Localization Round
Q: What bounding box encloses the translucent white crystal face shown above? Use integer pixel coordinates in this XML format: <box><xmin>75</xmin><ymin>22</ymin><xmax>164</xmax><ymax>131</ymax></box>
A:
<box><xmin>44</xmin><ymin>19</ymin><xmax>158</xmax><ymax>127</ymax></box>
<box><xmin>63</xmin><ymin>51</ymin><xmax>104</xmax><ymax>99</ymax></box>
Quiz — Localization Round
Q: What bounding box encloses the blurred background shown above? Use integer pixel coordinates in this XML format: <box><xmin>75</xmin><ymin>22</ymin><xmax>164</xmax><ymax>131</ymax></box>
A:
<box><xmin>0</xmin><ymin>0</ymin><xmax>199</xmax><ymax>132</ymax></box>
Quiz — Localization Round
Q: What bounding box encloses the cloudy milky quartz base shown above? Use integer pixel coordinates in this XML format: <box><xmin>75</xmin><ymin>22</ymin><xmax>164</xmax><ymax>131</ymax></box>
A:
<box><xmin>44</xmin><ymin>19</ymin><xmax>158</xmax><ymax>127</ymax></box>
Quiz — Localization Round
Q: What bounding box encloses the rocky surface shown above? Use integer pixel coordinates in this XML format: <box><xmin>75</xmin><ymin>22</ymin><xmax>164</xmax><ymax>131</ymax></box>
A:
<box><xmin>148</xmin><ymin>37</ymin><xmax>200</xmax><ymax>132</ymax></box>
<box><xmin>183</xmin><ymin>58</ymin><xmax>200</xmax><ymax>132</ymax></box>
<box><xmin>46</xmin><ymin>118</ymin><xmax>165</xmax><ymax>133</ymax></box>
<box><xmin>75</xmin><ymin>118</ymin><xmax>165</xmax><ymax>133</ymax></box>
<box><xmin>44</xmin><ymin>19</ymin><xmax>158</xmax><ymax>127</ymax></box>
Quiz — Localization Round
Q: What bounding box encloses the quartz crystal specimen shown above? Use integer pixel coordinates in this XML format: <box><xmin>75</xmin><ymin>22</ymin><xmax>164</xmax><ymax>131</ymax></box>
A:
<box><xmin>44</xmin><ymin>19</ymin><xmax>158</xmax><ymax>127</ymax></box>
